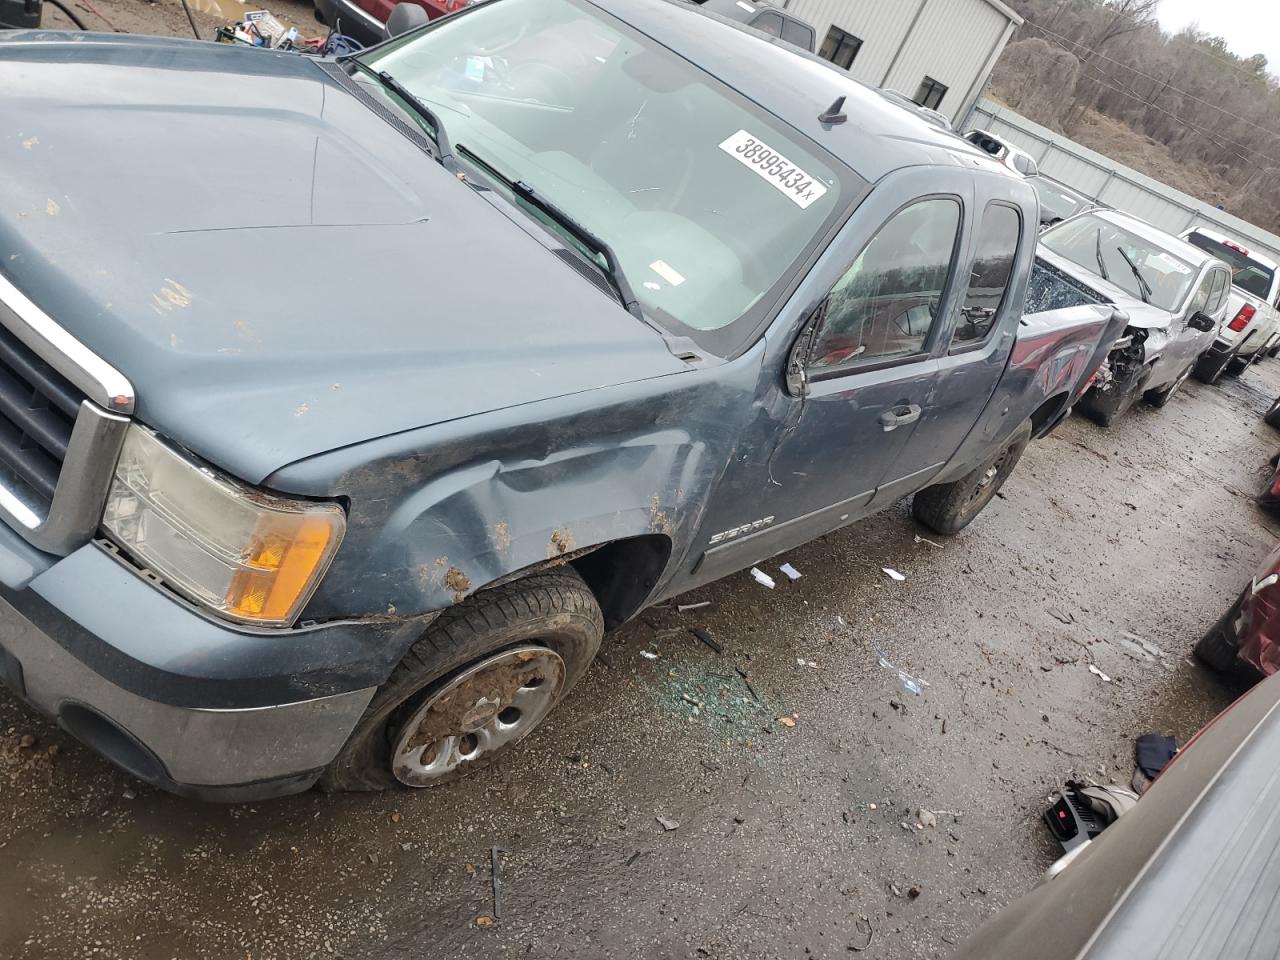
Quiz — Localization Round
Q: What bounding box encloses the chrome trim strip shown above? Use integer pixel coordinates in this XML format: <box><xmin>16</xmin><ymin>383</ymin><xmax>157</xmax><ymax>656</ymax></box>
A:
<box><xmin>0</xmin><ymin>272</ymin><xmax>135</xmax><ymax>414</ymax></box>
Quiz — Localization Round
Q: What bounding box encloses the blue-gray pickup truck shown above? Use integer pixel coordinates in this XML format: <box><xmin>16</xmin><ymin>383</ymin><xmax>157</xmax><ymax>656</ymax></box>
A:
<box><xmin>0</xmin><ymin>0</ymin><xmax>1125</xmax><ymax>800</ymax></box>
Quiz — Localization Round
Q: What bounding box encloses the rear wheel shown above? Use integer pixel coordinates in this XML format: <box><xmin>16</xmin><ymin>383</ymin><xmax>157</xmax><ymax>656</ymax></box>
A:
<box><xmin>912</xmin><ymin>421</ymin><xmax>1032</xmax><ymax>536</ymax></box>
<box><xmin>319</xmin><ymin>568</ymin><xmax>604</xmax><ymax>792</ymax></box>
<box><xmin>1226</xmin><ymin>356</ymin><xmax>1251</xmax><ymax>377</ymax></box>
<box><xmin>1195</xmin><ymin>348</ymin><xmax>1235</xmax><ymax>384</ymax></box>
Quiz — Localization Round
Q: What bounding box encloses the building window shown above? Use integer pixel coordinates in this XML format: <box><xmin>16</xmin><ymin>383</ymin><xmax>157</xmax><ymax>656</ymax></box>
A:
<box><xmin>913</xmin><ymin>76</ymin><xmax>948</xmax><ymax>110</ymax></box>
<box><xmin>819</xmin><ymin>26</ymin><xmax>862</xmax><ymax>70</ymax></box>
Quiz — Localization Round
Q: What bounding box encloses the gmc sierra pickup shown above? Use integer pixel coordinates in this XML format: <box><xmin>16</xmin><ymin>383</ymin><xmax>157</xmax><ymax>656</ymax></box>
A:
<box><xmin>0</xmin><ymin>0</ymin><xmax>1123</xmax><ymax>799</ymax></box>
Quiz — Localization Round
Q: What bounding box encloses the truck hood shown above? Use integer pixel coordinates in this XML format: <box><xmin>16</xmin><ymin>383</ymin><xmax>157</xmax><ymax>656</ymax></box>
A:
<box><xmin>1035</xmin><ymin>250</ymin><xmax>1174</xmax><ymax>331</ymax></box>
<box><xmin>0</xmin><ymin>34</ymin><xmax>689</xmax><ymax>483</ymax></box>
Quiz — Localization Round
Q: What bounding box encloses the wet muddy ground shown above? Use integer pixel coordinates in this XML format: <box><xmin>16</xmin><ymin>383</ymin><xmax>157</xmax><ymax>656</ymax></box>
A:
<box><xmin>3</xmin><ymin>349</ymin><xmax>1278</xmax><ymax>959</ymax></box>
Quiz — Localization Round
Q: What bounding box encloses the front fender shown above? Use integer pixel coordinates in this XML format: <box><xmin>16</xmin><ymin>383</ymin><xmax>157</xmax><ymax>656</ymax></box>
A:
<box><xmin>267</xmin><ymin>375</ymin><xmax>756</xmax><ymax>621</ymax></box>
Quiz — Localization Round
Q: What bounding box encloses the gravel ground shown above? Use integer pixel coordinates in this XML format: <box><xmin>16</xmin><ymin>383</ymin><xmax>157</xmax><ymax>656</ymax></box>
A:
<box><xmin>2</xmin><ymin>6</ymin><xmax>1279</xmax><ymax>956</ymax></box>
<box><xmin>1</xmin><ymin>350</ymin><xmax>1277</xmax><ymax>960</ymax></box>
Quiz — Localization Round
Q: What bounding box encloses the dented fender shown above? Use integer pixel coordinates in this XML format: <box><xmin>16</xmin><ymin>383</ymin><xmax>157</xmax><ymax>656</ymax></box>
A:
<box><xmin>266</xmin><ymin>366</ymin><xmax>758</xmax><ymax>622</ymax></box>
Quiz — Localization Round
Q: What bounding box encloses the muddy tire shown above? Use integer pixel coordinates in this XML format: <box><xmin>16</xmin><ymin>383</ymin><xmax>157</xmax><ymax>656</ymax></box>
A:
<box><xmin>912</xmin><ymin>421</ymin><xmax>1032</xmax><ymax>536</ymax></box>
<box><xmin>318</xmin><ymin>568</ymin><xmax>604</xmax><ymax>792</ymax></box>
<box><xmin>1194</xmin><ymin>593</ymin><xmax>1245</xmax><ymax>675</ymax></box>
<box><xmin>1266</xmin><ymin>396</ymin><xmax>1280</xmax><ymax>429</ymax></box>
<box><xmin>1145</xmin><ymin>362</ymin><xmax>1192</xmax><ymax>408</ymax></box>
<box><xmin>1194</xmin><ymin>349</ymin><xmax>1235</xmax><ymax>385</ymax></box>
<box><xmin>1226</xmin><ymin>356</ymin><xmax>1250</xmax><ymax>377</ymax></box>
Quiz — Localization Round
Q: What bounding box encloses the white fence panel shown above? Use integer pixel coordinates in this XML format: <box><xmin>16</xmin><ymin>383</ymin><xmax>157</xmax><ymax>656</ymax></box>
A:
<box><xmin>968</xmin><ymin>99</ymin><xmax>1280</xmax><ymax>265</ymax></box>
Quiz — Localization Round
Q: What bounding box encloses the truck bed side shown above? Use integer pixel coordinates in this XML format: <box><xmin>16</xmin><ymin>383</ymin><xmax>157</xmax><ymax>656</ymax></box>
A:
<box><xmin>927</xmin><ymin>260</ymin><xmax>1124</xmax><ymax>485</ymax></box>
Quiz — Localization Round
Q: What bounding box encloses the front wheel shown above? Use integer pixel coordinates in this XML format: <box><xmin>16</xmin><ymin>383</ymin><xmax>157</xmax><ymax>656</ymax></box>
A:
<box><xmin>319</xmin><ymin>568</ymin><xmax>604</xmax><ymax>792</ymax></box>
<box><xmin>912</xmin><ymin>421</ymin><xmax>1032</xmax><ymax>536</ymax></box>
<box><xmin>1145</xmin><ymin>362</ymin><xmax>1192</xmax><ymax>408</ymax></box>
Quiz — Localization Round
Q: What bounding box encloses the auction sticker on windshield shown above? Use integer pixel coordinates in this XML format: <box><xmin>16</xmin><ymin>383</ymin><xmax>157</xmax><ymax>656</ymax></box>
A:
<box><xmin>719</xmin><ymin>130</ymin><xmax>828</xmax><ymax>209</ymax></box>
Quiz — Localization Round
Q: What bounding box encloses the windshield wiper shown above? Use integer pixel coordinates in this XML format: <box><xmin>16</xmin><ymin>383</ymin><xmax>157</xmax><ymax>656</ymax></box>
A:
<box><xmin>1115</xmin><ymin>246</ymin><xmax>1153</xmax><ymax>304</ymax></box>
<box><xmin>346</xmin><ymin>60</ymin><xmax>456</xmax><ymax>171</ymax></box>
<box><xmin>1094</xmin><ymin>228</ymin><xmax>1110</xmax><ymax>281</ymax></box>
<box><xmin>455</xmin><ymin>143</ymin><xmax>642</xmax><ymax>320</ymax></box>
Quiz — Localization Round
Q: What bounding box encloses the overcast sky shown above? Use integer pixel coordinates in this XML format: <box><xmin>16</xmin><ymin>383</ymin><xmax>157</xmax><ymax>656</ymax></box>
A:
<box><xmin>1157</xmin><ymin>0</ymin><xmax>1280</xmax><ymax>70</ymax></box>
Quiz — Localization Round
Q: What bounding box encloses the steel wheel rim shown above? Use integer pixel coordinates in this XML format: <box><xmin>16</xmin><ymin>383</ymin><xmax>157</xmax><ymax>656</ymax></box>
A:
<box><xmin>391</xmin><ymin>645</ymin><xmax>566</xmax><ymax>787</ymax></box>
<box><xmin>968</xmin><ymin>452</ymin><xmax>1008</xmax><ymax>504</ymax></box>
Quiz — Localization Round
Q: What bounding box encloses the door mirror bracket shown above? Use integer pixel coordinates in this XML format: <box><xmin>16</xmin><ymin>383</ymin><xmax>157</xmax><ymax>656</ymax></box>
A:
<box><xmin>786</xmin><ymin>305</ymin><xmax>824</xmax><ymax>397</ymax></box>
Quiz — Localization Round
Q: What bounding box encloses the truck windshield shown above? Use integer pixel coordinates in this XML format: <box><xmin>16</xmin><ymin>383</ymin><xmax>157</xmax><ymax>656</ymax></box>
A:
<box><xmin>1040</xmin><ymin>214</ymin><xmax>1196</xmax><ymax>312</ymax></box>
<box><xmin>358</xmin><ymin>0</ymin><xmax>856</xmax><ymax>354</ymax></box>
<box><xmin>1184</xmin><ymin>231</ymin><xmax>1275</xmax><ymax>301</ymax></box>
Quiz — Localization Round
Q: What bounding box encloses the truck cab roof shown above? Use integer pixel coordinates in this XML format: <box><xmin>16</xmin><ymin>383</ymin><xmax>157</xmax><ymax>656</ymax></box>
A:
<box><xmin>626</xmin><ymin>0</ymin><xmax>1008</xmax><ymax>183</ymax></box>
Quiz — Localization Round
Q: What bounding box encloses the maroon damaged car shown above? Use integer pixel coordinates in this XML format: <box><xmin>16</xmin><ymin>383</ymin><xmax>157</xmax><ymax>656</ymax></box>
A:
<box><xmin>1195</xmin><ymin>538</ymin><xmax>1280</xmax><ymax>677</ymax></box>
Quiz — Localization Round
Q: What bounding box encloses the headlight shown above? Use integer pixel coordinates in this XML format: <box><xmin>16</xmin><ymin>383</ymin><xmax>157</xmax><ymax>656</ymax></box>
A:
<box><xmin>102</xmin><ymin>426</ymin><xmax>345</xmax><ymax>626</ymax></box>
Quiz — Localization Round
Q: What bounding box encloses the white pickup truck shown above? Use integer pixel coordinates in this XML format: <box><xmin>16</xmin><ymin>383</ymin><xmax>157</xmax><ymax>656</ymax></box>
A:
<box><xmin>1183</xmin><ymin>226</ymin><xmax>1280</xmax><ymax>383</ymax></box>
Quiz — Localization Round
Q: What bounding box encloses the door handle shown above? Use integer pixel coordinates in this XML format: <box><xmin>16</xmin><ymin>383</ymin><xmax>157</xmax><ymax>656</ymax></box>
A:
<box><xmin>879</xmin><ymin>403</ymin><xmax>922</xmax><ymax>431</ymax></box>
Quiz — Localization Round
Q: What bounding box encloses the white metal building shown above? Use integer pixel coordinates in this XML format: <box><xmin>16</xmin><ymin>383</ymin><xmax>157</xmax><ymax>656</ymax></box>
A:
<box><xmin>782</xmin><ymin>0</ymin><xmax>1023</xmax><ymax>124</ymax></box>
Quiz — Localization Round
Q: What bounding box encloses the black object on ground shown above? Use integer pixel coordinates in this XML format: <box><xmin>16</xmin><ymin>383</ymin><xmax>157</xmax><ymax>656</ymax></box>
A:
<box><xmin>1044</xmin><ymin>781</ymin><xmax>1137</xmax><ymax>852</ymax></box>
<box><xmin>490</xmin><ymin>846</ymin><xmax>506</xmax><ymax>920</ymax></box>
<box><xmin>1135</xmin><ymin>734</ymin><xmax>1177</xmax><ymax>780</ymax></box>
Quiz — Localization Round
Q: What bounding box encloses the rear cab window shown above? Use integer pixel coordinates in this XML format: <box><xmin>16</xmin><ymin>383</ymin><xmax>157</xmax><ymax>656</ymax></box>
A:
<box><xmin>954</xmin><ymin>202</ymin><xmax>1021</xmax><ymax>347</ymax></box>
<box><xmin>1185</xmin><ymin>231</ymin><xmax>1276</xmax><ymax>301</ymax></box>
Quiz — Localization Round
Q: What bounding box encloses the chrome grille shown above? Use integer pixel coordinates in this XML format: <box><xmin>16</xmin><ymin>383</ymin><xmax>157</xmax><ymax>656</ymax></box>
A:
<box><xmin>0</xmin><ymin>323</ymin><xmax>84</xmax><ymax>506</ymax></box>
<box><xmin>0</xmin><ymin>272</ymin><xmax>133</xmax><ymax>555</ymax></box>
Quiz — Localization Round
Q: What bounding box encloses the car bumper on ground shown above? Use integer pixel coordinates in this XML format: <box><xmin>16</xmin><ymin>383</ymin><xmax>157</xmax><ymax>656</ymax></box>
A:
<box><xmin>0</xmin><ymin>523</ymin><xmax>412</xmax><ymax>802</ymax></box>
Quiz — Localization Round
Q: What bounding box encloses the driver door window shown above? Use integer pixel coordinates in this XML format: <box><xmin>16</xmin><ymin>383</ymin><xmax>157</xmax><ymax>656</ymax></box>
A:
<box><xmin>808</xmin><ymin>198</ymin><xmax>961</xmax><ymax>373</ymax></box>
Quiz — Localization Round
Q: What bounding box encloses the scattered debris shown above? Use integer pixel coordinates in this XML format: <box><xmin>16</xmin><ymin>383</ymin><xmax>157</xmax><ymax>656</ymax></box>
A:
<box><xmin>918</xmin><ymin>809</ymin><xmax>937</xmax><ymax>829</ymax></box>
<box><xmin>1088</xmin><ymin>663</ymin><xmax>1112</xmax><ymax>683</ymax></box>
<box><xmin>640</xmin><ymin>650</ymin><xmax>659</xmax><ymax>660</ymax></box>
<box><xmin>849</xmin><ymin>916</ymin><xmax>875</xmax><ymax>952</ymax></box>
<box><xmin>1047</xmin><ymin>607</ymin><xmax>1075</xmax><ymax>625</ymax></box>
<box><xmin>390</xmin><ymin>812</ymin><xmax>402</xmax><ymax>824</ymax></box>
<box><xmin>890</xmin><ymin>882</ymin><xmax>904</xmax><ymax>896</ymax></box>
<box><xmin>779</xmin><ymin>563</ymin><xmax>801</xmax><ymax>580</ymax></box>
<box><xmin>777</xmin><ymin>716</ymin><xmax>796</xmax><ymax>728</ymax></box>
<box><xmin>795</xmin><ymin>658</ymin><xmax>818</xmax><ymax>669</ymax></box>
<box><xmin>121</xmin><ymin>788</ymin><xmax>136</xmax><ymax>800</ymax></box>
<box><xmin>913</xmin><ymin>535</ymin><xmax>942</xmax><ymax>549</ymax></box>
<box><xmin>474</xmin><ymin>914</ymin><xmax>496</xmax><ymax>928</ymax></box>
<box><xmin>750</xmin><ymin>567</ymin><xmax>776</xmax><ymax>589</ymax></box>
<box><xmin>874</xmin><ymin>643</ymin><xmax>929</xmax><ymax>695</ymax></box>
<box><xmin>691</xmin><ymin>627</ymin><xmax>723</xmax><ymax>655</ymax></box>
<box><xmin>17</xmin><ymin>734</ymin><xmax>34</xmax><ymax>749</ymax></box>
<box><xmin>490</xmin><ymin>847</ymin><xmax>506</xmax><ymax>920</ymax></box>
<box><xmin>882</xmin><ymin>567</ymin><xmax>906</xmax><ymax>582</ymax></box>
<box><xmin>656</xmin><ymin>815</ymin><xmax>680</xmax><ymax>832</ymax></box>
<box><xmin>677</xmin><ymin>601</ymin><xmax>711</xmax><ymax>612</ymax></box>
<box><xmin>908</xmin><ymin>884</ymin><xmax>922</xmax><ymax>899</ymax></box>
<box><xmin>215</xmin><ymin>9</ymin><xmax>302</xmax><ymax>49</ymax></box>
